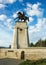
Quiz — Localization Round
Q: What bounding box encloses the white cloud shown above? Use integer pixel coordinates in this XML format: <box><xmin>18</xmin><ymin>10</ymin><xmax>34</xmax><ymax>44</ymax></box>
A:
<box><xmin>27</xmin><ymin>3</ymin><xmax>32</xmax><ymax>8</ymax></box>
<box><xmin>36</xmin><ymin>18</ymin><xmax>46</xmax><ymax>31</ymax></box>
<box><xmin>32</xmin><ymin>2</ymin><xmax>41</xmax><ymax>10</ymax></box>
<box><xmin>0</xmin><ymin>0</ymin><xmax>16</xmax><ymax>4</ymax></box>
<box><xmin>7</xmin><ymin>18</ymin><xmax>12</xmax><ymax>23</ymax></box>
<box><xmin>0</xmin><ymin>4</ymin><xmax>6</xmax><ymax>9</ymax></box>
<box><xmin>26</xmin><ymin>2</ymin><xmax>46</xmax><ymax>43</ymax></box>
<box><xmin>28</xmin><ymin>18</ymin><xmax>46</xmax><ymax>43</ymax></box>
<box><xmin>7</xmin><ymin>0</ymin><xmax>16</xmax><ymax>3</ymax></box>
<box><xmin>29</xmin><ymin>17</ymin><xmax>34</xmax><ymax>22</ymax></box>
<box><xmin>29</xmin><ymin>18</ymin><xmax>46</xmax><ymax>33</ymax></box>
<box><xmin>13</xmin><ymin>13</ymin><xmax>17</xmax><ymax>18</ymax></box>
<box><xmin>0</xmin><ymin>14</ymin><xmax>13</xmax><ymax>31</ymax></box>
<box><xmin>0</xmin><ymin>15</ymin><xmax>13</xmax><ymax>47</ymax></box>
<box><xmin>0</xmin><ymin>14</ymin><xmax>14</xmax><ymax>47</ymax></box>
<box><xmin>0</xmin><ymin>14</ymin><xmax>7</xmax><ymax>21</ymax></box>
<box><xmin>0</xmin><ymin>28</ymin><xmax>12</xmax><ymax>47</ymax></box>
<box><xmin>27</xmin><ymin>17</ymin><xmax>34</xmax><ymax>24</ymax></box>
<box><xmin>6</xmin><ymin>18</ymin><xmax>13</xmax><ymax>30</ymax></box>
<box><xmin>25</xmin><ymin>2</ymin><xmax>43</xmax><ymax>17</ymax></box>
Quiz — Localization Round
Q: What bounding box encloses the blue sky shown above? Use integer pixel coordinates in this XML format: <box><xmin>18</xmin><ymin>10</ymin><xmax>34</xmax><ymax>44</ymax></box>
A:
<box><xmin>0</xmin><ymin>0</ymin><xmax>46</xmax><ymax>47</ymax></box>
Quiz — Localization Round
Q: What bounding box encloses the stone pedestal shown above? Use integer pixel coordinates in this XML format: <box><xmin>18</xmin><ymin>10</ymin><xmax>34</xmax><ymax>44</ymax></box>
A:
<box><xmin>11</xmin><ymin>22</ymin><xmax>29</xmax><ymax>49</ymax></box>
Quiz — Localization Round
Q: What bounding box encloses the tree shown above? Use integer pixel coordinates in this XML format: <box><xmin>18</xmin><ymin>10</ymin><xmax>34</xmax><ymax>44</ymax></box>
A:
<box><xmin>9</xmin><ymin>45</ymin><xmax>11</xmax><ymax>48</ymax></box>
<box><xmin>29</xmin><ymin>43</ymin><xmax>34</xmax><ymax>47</ymax></box>
<box><xmin>35</xmin><ymin>39</ymin><xmax>46</xmax><ymax>47</ymax></box>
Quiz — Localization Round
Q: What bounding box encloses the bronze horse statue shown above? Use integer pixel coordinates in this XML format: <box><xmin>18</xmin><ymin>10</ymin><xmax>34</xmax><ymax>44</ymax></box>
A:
<box><xmin>17</xmin><ymin>12</ymin><xmax>29</xmax><ymax>22</ymax></box>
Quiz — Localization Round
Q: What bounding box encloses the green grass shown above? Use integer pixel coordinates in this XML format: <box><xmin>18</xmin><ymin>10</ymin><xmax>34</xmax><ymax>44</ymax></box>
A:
<box><xmin>19</xmin><ymin>59</ymin><xmax>46</xmax><ymax>65</ymax></box>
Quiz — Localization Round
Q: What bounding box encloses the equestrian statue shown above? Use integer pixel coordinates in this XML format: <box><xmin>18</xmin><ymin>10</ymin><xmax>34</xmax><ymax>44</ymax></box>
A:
<box><xmin>14</xmin><ymin>12</ymin><xmax>29</xmax><ymax>22</ymax></box>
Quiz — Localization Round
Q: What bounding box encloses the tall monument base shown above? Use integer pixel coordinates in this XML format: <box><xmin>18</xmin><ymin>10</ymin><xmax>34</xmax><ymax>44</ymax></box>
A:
<box><xmin>11</xmin><ymin>22</ymin><xmax>29</xmax><ymax>49</ymax></box>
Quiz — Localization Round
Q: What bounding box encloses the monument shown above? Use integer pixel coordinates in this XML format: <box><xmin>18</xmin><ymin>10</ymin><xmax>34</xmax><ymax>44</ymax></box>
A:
<box><xmin>0</xmin><ymin>12</ymin><xmax>46</xmax><ymax>60</ymax></box>
<box><xmin>11</xmin><ymin>12</ymin><xmax>29</xmax><ymax>49</ymax></box>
